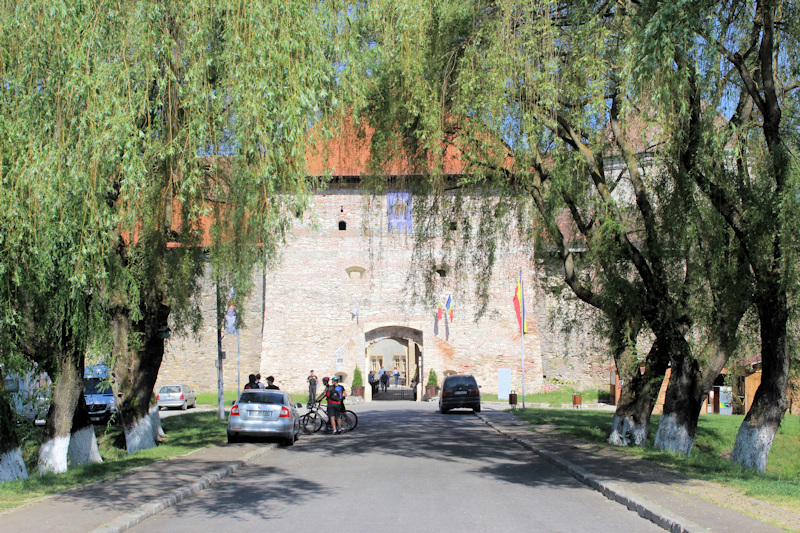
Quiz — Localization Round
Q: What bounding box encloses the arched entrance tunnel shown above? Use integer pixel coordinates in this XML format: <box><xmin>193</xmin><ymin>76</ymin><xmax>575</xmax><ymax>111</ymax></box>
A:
<box><xmin>365</xmin><ymin>326</ymin><xmax>422</xmax><ymax>401</ymax></box>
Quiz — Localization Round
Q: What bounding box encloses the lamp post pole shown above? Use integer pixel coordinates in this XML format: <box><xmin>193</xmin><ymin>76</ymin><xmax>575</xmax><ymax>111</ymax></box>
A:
<box><xmin>216</xmin><ymin>281</ymin><xmax>225</xmax><ymax>420</ymax></box>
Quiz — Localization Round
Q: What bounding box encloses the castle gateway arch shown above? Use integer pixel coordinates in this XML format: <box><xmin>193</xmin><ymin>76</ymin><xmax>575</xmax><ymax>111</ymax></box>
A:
<box><xmin>365</xmin><ymin>326</ymin><xmax>422</xmax><ymax>402</ymax></box>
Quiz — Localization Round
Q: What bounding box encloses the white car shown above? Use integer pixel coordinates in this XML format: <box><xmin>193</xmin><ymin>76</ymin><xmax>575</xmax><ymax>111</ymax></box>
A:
<box><xmin>157</xmin><ymin>384</ymin><xmax>197</xmax><ymax>410</ymax></box>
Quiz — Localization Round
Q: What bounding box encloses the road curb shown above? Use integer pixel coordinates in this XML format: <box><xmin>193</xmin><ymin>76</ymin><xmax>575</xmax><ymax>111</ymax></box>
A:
<box><xmin>476</xmin><ymin>413</ymin><xmax>706</xmax><ymax>533</ymax></box>
<box><xmin>91</xmin><ymin>444</ymin><xmax>278</xmax><ymax>533</ymax></box>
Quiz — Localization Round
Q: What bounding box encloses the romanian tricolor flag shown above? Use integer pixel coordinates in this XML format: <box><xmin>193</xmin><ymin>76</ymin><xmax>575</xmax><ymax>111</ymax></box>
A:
<box><xmin>445</xmin><ymin>295</ymin><xmax>453</xmax><ymax>321</ymax></box>
<box><xmin>513</xmin><ymin>272</ymin><xmax>527</xmax><ymax>334</ymax></box>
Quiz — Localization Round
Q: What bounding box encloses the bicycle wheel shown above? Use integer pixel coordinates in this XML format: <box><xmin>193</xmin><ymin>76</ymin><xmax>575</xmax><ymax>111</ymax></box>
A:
<box><xmin>301</xmin><ymin>412</ymin><xmax>324</xmax><ymax>433</ymax></box>
<box><xmin>340</xmin><ymin>410</ymin><xmax>358</xmax><ymax>432</ymax></box>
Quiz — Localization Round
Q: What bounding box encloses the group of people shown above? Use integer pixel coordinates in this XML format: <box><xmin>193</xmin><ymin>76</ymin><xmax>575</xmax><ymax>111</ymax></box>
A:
<box><xmin>242</xmin><ymin>370</ymin><xmax>347</xmax><ymax>435</ymax></box>
<box><xmin>307</xmin><ymin>370</ymin><xmax>347</xmax><ymax>434</ymax></box>
<box><xmin>243</xmin><ymin>373</ymin><xmax>279</xmax><ymax>390</ymax></box>
<box><xmin>368</xmin><ymin>366</ymin><xmax>402</xmax><ymax>394</ymax></box>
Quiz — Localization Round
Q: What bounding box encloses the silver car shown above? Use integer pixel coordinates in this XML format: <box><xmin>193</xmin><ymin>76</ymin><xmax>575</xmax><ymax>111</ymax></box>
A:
<box><xmin>157</xmin><ymin>384</ymin><xmax>197</xmax><ymax>410</ymax></box>
<box><xmin>227</xmin><ymin>390</ymin><xmax>301</xmax><ymax>445</ymax></box>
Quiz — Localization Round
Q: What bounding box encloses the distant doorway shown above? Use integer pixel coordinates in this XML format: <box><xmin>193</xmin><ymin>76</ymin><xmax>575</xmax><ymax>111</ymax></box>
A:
<box><xmin>366</xmin><ymin>327</ymin><xmax>422</xmax><ymax>401</ymax></box>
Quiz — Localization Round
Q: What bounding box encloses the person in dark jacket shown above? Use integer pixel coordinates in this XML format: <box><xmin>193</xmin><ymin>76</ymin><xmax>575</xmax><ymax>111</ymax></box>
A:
<box><xmin>243</xmin><ymin>374</ymin><xmax>259</xmax><ymax>390</ymax></box>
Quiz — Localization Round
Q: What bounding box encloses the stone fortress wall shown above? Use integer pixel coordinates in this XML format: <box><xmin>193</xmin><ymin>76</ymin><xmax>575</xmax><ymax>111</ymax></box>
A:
<box><xmin>157</xmin><ymin>185</ymin><xmax>611</xmax><ymax>397</ymax></box>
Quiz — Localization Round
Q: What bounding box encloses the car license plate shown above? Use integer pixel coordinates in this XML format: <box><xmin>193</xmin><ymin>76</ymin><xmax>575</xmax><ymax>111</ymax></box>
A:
<box><xmin>248</xmin><ymin>411</ymin><xmax>272</xmax><ymax>418</ymax></box>
<box><xmin>454</xmin><ymin>391</ymin><xmax>467</xmax><ymax>395</ymax></box>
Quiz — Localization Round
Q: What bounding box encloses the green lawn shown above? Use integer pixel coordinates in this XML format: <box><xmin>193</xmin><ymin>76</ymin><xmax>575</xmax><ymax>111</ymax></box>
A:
<box><xmin>482</xmin><ymin>387</ymin><xmax>608</xmax><ymax>406</ymax></box>
<box><xmin>511</xmin><ymin>408</ymin><xmax>800</xmax><ymax>514</ymax></box>
<box><xmin>1</xmin><ymin>410</ymin><xmax>228</xmax><ymax>512</ymax></box>
<box><xmin>196</xmin><ymin>389</ymin><xmax>308</xmax><ymax>407</ymax></box>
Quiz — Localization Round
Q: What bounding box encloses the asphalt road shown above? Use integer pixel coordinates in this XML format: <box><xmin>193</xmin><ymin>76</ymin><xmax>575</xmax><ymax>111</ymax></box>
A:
<box><xmin>132</xmin><ymin>402</ymin><xmax>663</xmax><ymax>532</ymax></box>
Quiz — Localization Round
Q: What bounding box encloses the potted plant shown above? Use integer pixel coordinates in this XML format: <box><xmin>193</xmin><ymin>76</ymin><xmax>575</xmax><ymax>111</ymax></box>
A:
<box><xmin>351</xmin><ymin>367</ymin><xmax>365</xmax><ymax>398</ymax></box>
<box><xmin>425</xmin><ymin>369</ymin><xmax>439</xmax><ymax>400</ymax></box>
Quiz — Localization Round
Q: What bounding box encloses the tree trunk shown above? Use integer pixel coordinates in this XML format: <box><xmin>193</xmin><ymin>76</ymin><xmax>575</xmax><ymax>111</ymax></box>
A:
<box><xmin>112</xmin><ymin>293</ymin><xmax>170</xmax><ymax>454</ymax></box>
<box><xmin>654</xmin><ymin>336</ymin><xmax>704</xmax><ymax>455</ymax></box>
<box><xmin>68</xmin><ymin>394</ymin><xmax>102</xmax><ymax>466</ymax></box>
<box><xmin>609</xmin><ymin>339</ymin><xmax>671</xmax><ymax>446</ymax></box>
<box><xmin>38</xmin><ymin>345</ymin><xmax>84</xmax><ymax>474</ymax></box>
<box><xmin>0</xmin><ymin>370</ymin><xmax>28</xmax><ymax>482</ymax></box>
<box><xmin>731</xmin><ymin>296</ymin><xmax>789</xmax><ymax>472</ymax></box>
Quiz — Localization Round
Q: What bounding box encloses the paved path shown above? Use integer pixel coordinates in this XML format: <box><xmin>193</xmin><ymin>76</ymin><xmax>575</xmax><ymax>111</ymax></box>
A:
<box><xmin>476</xmin><ymin>404</ymin><xmax>798</xmax><ymax>532</ymax></box>
<box><xmin>1</xmin><ymin>402</ymin><xmax>797</xmax><ymax>532</ymax></box>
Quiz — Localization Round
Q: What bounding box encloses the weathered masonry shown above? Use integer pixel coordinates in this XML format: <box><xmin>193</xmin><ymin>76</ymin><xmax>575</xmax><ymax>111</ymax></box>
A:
<box><xmin>157</xmin><ymin>126</ymin><xmax>611</xmax><ymax>398</ymax></box>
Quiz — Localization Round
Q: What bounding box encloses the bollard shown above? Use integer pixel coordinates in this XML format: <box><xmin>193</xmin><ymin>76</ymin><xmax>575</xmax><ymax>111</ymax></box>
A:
<box><xmin>509</xmin><ymin>390</ymin><xmax>518</xmax><ymax>409</ymax></box>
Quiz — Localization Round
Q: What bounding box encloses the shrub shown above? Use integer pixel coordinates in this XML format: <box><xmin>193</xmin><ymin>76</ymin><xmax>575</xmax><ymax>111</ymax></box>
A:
<box><xmin>427</xmin><ymin>369</ymin><xmax>438</xmax><ymax>386</ymax></box>
<box><xmin>352</xmin><ymin>367</ymin><xmax>363</xmax><ymax>387</ymax></box>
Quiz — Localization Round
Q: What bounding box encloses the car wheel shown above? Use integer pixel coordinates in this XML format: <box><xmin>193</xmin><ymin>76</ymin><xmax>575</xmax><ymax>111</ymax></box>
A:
<box><xmin>474</xmin><ymin>405</ymin><xmax>481</xmax><ymax>413</ymax></box>
<box><xmin>441</xmin><ymin>407</ymin><xmax>449</xmax><ymax>414</ymax></box>
<box><xmin>181</xmin><ymin>401</ymin><xmax>188</xmax><ymax>411</ymax></box>
<box><xmin>227</xmin><ymin>433</ymin><xmax>239</xmax><ymax>444</ymax></box>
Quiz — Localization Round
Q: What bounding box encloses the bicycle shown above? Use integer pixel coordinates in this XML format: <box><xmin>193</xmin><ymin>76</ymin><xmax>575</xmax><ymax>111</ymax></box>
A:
<box><xmin>300</xmin><ymin>401</ymin><xmax>358</xmax><ymax>433</ymax></box>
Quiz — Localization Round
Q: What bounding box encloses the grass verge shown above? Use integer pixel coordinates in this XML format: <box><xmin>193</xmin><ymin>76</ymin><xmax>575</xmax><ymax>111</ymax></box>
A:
<box><xmin>511</xmin><ymin>408</ymin><xmax>800</xmax><ymax>515</ymax></box>
<box><xmin>483</xmin><ymin>388</ymin><xmax>606</xmax><ymax>406</ymax></box>
<box><xmin>0</xmin><ymin>410</ymin><xmax>228</xmax><ymax>512</ymax></box>
<box><xmin>196</xmin><ymin>389</ymin><xmax>307</xmax><ymax>407</ymax></box>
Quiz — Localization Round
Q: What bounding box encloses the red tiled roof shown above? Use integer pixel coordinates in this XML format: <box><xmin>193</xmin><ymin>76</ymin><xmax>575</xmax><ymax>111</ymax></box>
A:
<box><xmin>304</xmin><ymin>116</ymin><xmax>469</xmax><ymax>177</ymax></box>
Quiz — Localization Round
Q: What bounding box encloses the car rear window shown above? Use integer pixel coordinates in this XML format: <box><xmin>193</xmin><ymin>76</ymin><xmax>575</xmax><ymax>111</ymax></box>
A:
<box><xmin>160</xmin><ymin>386</ymin><xmax>181</xmax><ymax>394</ymax></box>
<box><xmin>238</xmin><ymin>392</ymin><xmax>284</xmax><ymax>405</ymax></box>
<box><xmin>444</xmin><ymin>376</ymin><xmax>478</xmax><ymax>388</ymax></box>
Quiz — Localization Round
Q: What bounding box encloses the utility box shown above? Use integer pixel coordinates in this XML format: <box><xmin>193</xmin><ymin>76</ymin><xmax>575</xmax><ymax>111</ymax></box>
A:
<box><xmin>498</xmin><ymin>368</ymin><xmax>511</xmax><ymax>401</ymax></box>
<box><xmin>719</xmin><ymin>386</ymin><xmax>733</xmax><ymax>415</ymax></box>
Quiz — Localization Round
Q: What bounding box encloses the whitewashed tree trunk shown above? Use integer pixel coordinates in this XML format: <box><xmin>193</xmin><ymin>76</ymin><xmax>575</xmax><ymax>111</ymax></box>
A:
<box><xmin>38</xmin><ymin>435</ymin><xmax>71</xmax><ymax>474</ymax></box>
<box><xmin>730</xmin><ymin>298</ymin><xmax>790</xmax><ymax>472</ymax></box>
<box><xmin>68</xmin><ymin>425</ymin><xmax>103</xmax><ymax>466</ymax></box>
<box><xmin>124</xmin><ymin>414</ymin><xmax>157</xmax><ymax>454</ymax></box>
<box><xmin>68</xmin><ymin>394</ymin><xmax>102</xmax><ymax>466</ymax></box>
<box><xmin>0</xmin><ymin>448</ymin><xmax>28</xmax><ymax>482</ymax></box>
<box><xmin>150</xmin><ymin>404</ymin><xmax>164</xmax><ymax>442</ymax></box>
<box><xmin>731</xmin><ymin>421</ymin><xmax>777</xmax><ymax>473</ymax></box>
<box><xmin>608</xmin><ymin>414</ymin><xmax>648</xmax><ymax>446</ymax></box>
<box><xmin>653</xmin><ymin>412</ymin><xmax>694</xmax><ymax>455</ymax></box>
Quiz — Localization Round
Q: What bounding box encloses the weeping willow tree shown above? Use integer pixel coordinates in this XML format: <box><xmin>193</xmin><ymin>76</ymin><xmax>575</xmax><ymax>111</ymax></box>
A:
<box><xmin>0</xmin><ymin>0</ymin><xmax>339</xmax><ymax>476</ymax></box>
<box><xmin>342</xmin><ymin>0</ymin><xmax>784</xmax><ymax>460</ymax></box>
<box><xmin>628</xmin><ymin>0</ymin><xmax>800</xmax><ymax>471</ymax></box>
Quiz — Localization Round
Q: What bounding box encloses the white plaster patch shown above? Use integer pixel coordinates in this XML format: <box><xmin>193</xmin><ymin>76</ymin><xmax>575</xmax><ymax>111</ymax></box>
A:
<box><xmin>38</xmin><ymin>435</ymin><xmax>70</xmax><ymax>474</ymax></box>
<box><xmin>150</xmin><ymin>406</ymin><xmax>164</xmax><ymax>441</ymax></box>
<box><xmin>125</xmin><ymin>416</ymin><xmax>157</xmax><ymax>453</ymax></box>
<box><xmin>0</xmin><ymin>448</ymin><xmax>28</xmax><ymax>482</ymax></box>
<box><xmin>68</xmin><ymin>426</ymin><xmax>103</xmax><ymax>465</ymax></box>
<box><xmin>731</xmin><ymin>422</ymin><xmax>776</xmax><ymax>473</ymax></box>
<box><xmin>654</xmin><ymin>412</ymin><xmax>694</xmax><ymax>455</ymax></box>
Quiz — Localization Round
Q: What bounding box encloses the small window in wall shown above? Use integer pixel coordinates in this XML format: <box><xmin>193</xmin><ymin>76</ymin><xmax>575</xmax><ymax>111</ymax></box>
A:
<box><xmin>339</xmin><ymin>221</ymin><xmax>347</xmax><ymax>230</ymax></box>
<box><xmin>436</xmin><ymin>268</ymin><xmax>447</xmax><ymax>278</ymax></box>
<box><xmin>346</xmin><ymin>266</ymin><xmax>366</xmax><ymax>280</ymax></box>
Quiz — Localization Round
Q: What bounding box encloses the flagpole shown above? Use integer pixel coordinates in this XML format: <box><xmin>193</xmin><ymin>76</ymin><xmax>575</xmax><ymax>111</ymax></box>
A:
<box><xmin>520</xmin><ymin>267</ymin><xmax>526</xmax><ymax>409</ymax></box>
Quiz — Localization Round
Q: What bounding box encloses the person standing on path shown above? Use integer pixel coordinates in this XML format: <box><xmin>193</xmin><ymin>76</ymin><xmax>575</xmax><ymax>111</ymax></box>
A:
<box><xmin>243</xmin><ymin>374</ymin><xmax>259</xmax><ymax>390</ymax></box>
<box><xmin>327</xmin><ymin>377</ymin><xmax>345</xmax><ymax>434</ymax></box>
<box><xmin>265</xmin><ymin>376</ymin><xmax>279</xmax><ymax>389</ymax></box>
<box><xmin>307</xmin><ymin>370</ymin><xmax>318</xmax><ymax>407</ymax></box>
<box><xmin>380</xmin><ymin>371</ymin><xmax>389</xmax><ymax>392</ymax></box>
<box><xmin>393</xmin><ymin>367</ymin><xmax>400</xmax><ymax>387</ymax></box>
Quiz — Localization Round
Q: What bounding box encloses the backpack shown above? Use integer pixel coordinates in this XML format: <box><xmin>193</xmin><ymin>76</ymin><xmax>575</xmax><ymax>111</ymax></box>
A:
<box><xmin>329</xmin><ymin>386</ymin><xmax>341</xmax><ymax>403</ymax></box>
